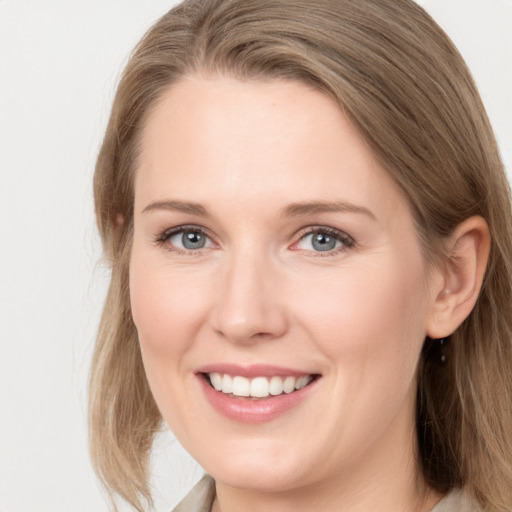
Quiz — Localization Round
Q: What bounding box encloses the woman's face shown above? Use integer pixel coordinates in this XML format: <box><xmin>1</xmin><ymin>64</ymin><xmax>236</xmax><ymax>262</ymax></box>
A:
<box><xmin>130</xmin><ymin>76</ymin><xmax>441</xmax><ymax>493</ymax></box>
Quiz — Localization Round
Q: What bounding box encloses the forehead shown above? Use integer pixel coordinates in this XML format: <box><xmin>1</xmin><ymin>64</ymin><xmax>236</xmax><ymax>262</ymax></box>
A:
<box><xmin>135</xmin><ymin>74</ymin><xmax>407</xmax><ymax>223</ymax></box>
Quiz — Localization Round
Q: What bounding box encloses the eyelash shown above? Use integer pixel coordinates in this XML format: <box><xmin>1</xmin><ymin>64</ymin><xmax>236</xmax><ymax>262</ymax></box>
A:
<box><xmin>293</xmin><ymin>226</ymin><xmax>355</xmax><ymax>257</ymax></box>
<box><xmin>154</xmin><ymin>225</ymin><xmax>215</xmax><ymax>256</ymax></box>
<box><xmin>154</xmin><ymin>225</ymin><xmax>355</xmax><ymax>257</ymax></box>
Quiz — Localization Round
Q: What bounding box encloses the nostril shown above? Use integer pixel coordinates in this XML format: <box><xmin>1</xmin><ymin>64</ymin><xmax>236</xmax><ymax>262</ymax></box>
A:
<box><xmin>210</xmin><ymin>274</ymin><xmax>288</xmax><ymax>343</ymax></box>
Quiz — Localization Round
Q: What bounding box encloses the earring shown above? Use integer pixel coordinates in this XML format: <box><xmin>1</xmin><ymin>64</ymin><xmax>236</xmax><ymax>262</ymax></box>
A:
<box><xmin>424</xmin><ymin>336</ymin><xmax>448</xmax><ymax>366</ymax></box>
<box><xmin>438</xmin><ymin>338</ymin><xmax>447</xmax><ymax>365</ymax></box>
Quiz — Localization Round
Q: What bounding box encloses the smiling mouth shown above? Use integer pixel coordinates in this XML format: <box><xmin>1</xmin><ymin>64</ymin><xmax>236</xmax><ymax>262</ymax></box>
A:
<box><xmin>203</xmin><ymin>372</ymin><xmax>320</xmax><ymax>399</ymax></box>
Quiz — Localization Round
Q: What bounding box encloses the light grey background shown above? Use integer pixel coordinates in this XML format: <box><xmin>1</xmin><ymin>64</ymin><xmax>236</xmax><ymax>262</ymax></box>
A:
<box><xmin>0</xmin><ymin>1</ymin><xmax>510</xmax><ymax>511</ymax></box>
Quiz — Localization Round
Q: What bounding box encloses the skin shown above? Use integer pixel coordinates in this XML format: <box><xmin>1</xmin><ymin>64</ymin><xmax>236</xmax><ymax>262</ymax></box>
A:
<box><xmin>129</xmin><ymin>75</ymin><xmax>489</xmax><ymax>512</ymax></box>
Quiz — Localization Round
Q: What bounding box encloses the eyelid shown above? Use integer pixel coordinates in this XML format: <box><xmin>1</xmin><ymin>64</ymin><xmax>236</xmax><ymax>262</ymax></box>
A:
<box><xmin>154</xmin><ymin>224</ymin><xmax>355</xmax><ymax>256</ymax></box>
<box><xmin>290</xmin><ymin>225</ymin><xmax>355</xmax><ymax>255</ymax></box>
<box><xmin>154</xmin><ymin>224</ymin><xmax>216</xmax><ymax>253</ymax></box>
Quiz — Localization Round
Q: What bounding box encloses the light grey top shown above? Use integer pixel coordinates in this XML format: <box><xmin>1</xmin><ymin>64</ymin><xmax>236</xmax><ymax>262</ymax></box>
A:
<box><xmin>172</xmin><ymin>475</ymin><xmax>216</xmax><ymax>512</ymax></box>
<box><xmin>172</xmin><ymin>474</ymin><xmax>481</xmax><ymax>511</ymax></box>
<box><xmin>430</xmin><ymin>488</ymin><xmax>480</xmax><ymax>512</ymax></box>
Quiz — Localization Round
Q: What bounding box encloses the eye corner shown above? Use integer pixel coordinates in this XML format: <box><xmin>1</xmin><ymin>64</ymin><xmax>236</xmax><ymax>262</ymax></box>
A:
<box><xmin>153</xmin><ymin>224</ymin><xmax>217</xmax><ymax>254</ymax></box>
<box><xmin>291</xmin><ymin>226</ymin><xmax>355</xmax><ymax>256</ymax></box>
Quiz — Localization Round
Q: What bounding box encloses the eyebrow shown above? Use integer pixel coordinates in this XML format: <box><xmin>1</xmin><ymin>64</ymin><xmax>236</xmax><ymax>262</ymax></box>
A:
<box><xmin>280</xmin><ymin>201</ymin><xmax>376</xmax><ymax>220</ymax></box>
<box><xmin>141</xmin><ymin>199</ymin><xmax>376</xmax><ymax>220</ymax></box>
<box><xmin>142</xmin><ymin>200</ymin><xmax>209</xmax><ymax>216</ymax></box>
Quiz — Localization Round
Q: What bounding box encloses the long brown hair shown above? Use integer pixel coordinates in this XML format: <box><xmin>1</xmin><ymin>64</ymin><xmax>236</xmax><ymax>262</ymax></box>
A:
<box><xmin>90</xmin><ymin>1</ymin><xmax>512</xmax><ymax>510</ymax></box>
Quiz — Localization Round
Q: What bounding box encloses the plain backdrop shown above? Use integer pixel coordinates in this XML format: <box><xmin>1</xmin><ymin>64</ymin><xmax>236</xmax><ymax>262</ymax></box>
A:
<box><xmin>0</xmin><ymin>1</ymin><xmax>510</xmax><ymax>511</ymax></box>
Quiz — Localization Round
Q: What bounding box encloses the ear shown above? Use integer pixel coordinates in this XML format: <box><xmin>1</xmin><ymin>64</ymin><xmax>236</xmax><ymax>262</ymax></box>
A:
<box><xmin>426</xmin><ymin>216</ymin><xmax>490</xmax><ymax>339</ymax></box>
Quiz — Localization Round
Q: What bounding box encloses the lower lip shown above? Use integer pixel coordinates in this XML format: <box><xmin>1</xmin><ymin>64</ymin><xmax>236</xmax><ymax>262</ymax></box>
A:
<box><xmin>198</xmin><ymin>375</ymin><xmax>318</xmax><ymax>424</ymax></box>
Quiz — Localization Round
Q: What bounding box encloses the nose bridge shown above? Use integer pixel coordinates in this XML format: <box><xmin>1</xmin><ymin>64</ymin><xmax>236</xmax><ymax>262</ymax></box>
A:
<box><xmin>212</xmin><ymin>243</ymin><xmax>287</xmax><ymax>343</ymax></box>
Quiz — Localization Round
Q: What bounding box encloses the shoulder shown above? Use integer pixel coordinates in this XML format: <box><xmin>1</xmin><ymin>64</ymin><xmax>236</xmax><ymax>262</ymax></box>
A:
<box><xmin>171</xmin><ymin>474</ymin><xmax>216</xmax><ymax>512</ymax></box>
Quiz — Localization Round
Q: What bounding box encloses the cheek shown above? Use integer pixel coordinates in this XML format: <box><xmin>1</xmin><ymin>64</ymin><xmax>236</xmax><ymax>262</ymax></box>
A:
<box><xmin>291</xmin><ymin>254</ymin><xmax>429</xmax><ymax>376</ymax></box>
<box><xmin>129</xmin><ymin>254</ymin><xmax>213</xmax><ymax>357</ymax></box>
<box><xmin>287</xmin><ymin>254</ymin><xmax>429</xmax><ymax>455</ymax></box>
<box><xmin>128</xmin><ymin>249</ymin><xmax>215</xmax><ymax>427</ymax></box>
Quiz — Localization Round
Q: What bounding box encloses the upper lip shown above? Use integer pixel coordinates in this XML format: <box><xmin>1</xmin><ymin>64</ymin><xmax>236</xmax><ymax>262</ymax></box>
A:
<box><xmin>196</xmin><ymin>363</ymin><xmax>318</xmax><ymax>378</ymax></box>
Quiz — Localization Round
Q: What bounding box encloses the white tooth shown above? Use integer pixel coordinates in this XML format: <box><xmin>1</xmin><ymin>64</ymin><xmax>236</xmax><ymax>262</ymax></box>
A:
<box><xmin>283</xmin><ymin>376</ymin><xmax>296</xmax><ymax>394</ymax></box>
<box><xmin>296</xmin><ymin>375</ymin><xmax>311</xmax><ymax>390</ymax></box>
<box><xmin>232</xmin><ymin>376</ymin><xmax>250</xmax><ymax>397</ymax></box>
<box><xmin>269</xmin><ymin>376</ymin><xmax>284</xmax><ymax>395</ymax></box>
<box><xmin>250</xmin><ymin>377</ymin><xmax>270</xmax><ymax>398</ymax></box>
<box><xmin>221</xmin><ymin>374</ymin><xmax>233</xmax><ymax>394</ymax></box>
<box><xmin>210</xmin><ymin>372</ymin><xmax>222</xmax><ymax>391</ymax></box>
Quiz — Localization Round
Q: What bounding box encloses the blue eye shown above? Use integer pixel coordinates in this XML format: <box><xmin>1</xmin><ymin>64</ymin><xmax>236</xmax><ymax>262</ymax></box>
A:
<box><xmin>171</xmin><ymin>230</ymin><xmax>208</xmax><ymax>250</ymax></box>
<box><xmin>296</xmin><ymin>228</ymin><xmax>353</xmax><ymax>254</ymax></box>
<box><xmin>158</xmin><ymin>227</ymin><xmax>213</xmax><ymax>252</ymax></box>
<box><xmin>156</xmin><ymin>225</ymin><xmax>353</xmax><ymax>255</ymax></box>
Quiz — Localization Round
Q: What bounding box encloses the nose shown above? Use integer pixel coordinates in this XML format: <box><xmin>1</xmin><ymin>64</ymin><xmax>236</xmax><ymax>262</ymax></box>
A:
<box><xmin>210</xmin><ymin>250</ymin><xmax>288</xmax><ymax>344</ymax></box>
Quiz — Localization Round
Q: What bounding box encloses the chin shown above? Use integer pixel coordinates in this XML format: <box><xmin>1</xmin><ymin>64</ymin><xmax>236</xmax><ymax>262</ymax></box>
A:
<box><xmin>194</xmin><ymin>437</ymin><xmax>316</xmax><ymax>493</ymax></box>
<box><xmin>210</xmin><ymin>464</ymin><xmax>307</xmax><ymax>493</ymax></box>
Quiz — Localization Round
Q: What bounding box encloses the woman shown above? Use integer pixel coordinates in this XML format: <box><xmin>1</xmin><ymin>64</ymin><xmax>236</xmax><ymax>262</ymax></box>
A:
<box><xmin>89</xmin><ymin>0</ymin><xmax>512</xmax><ymax>510</ymax></box>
